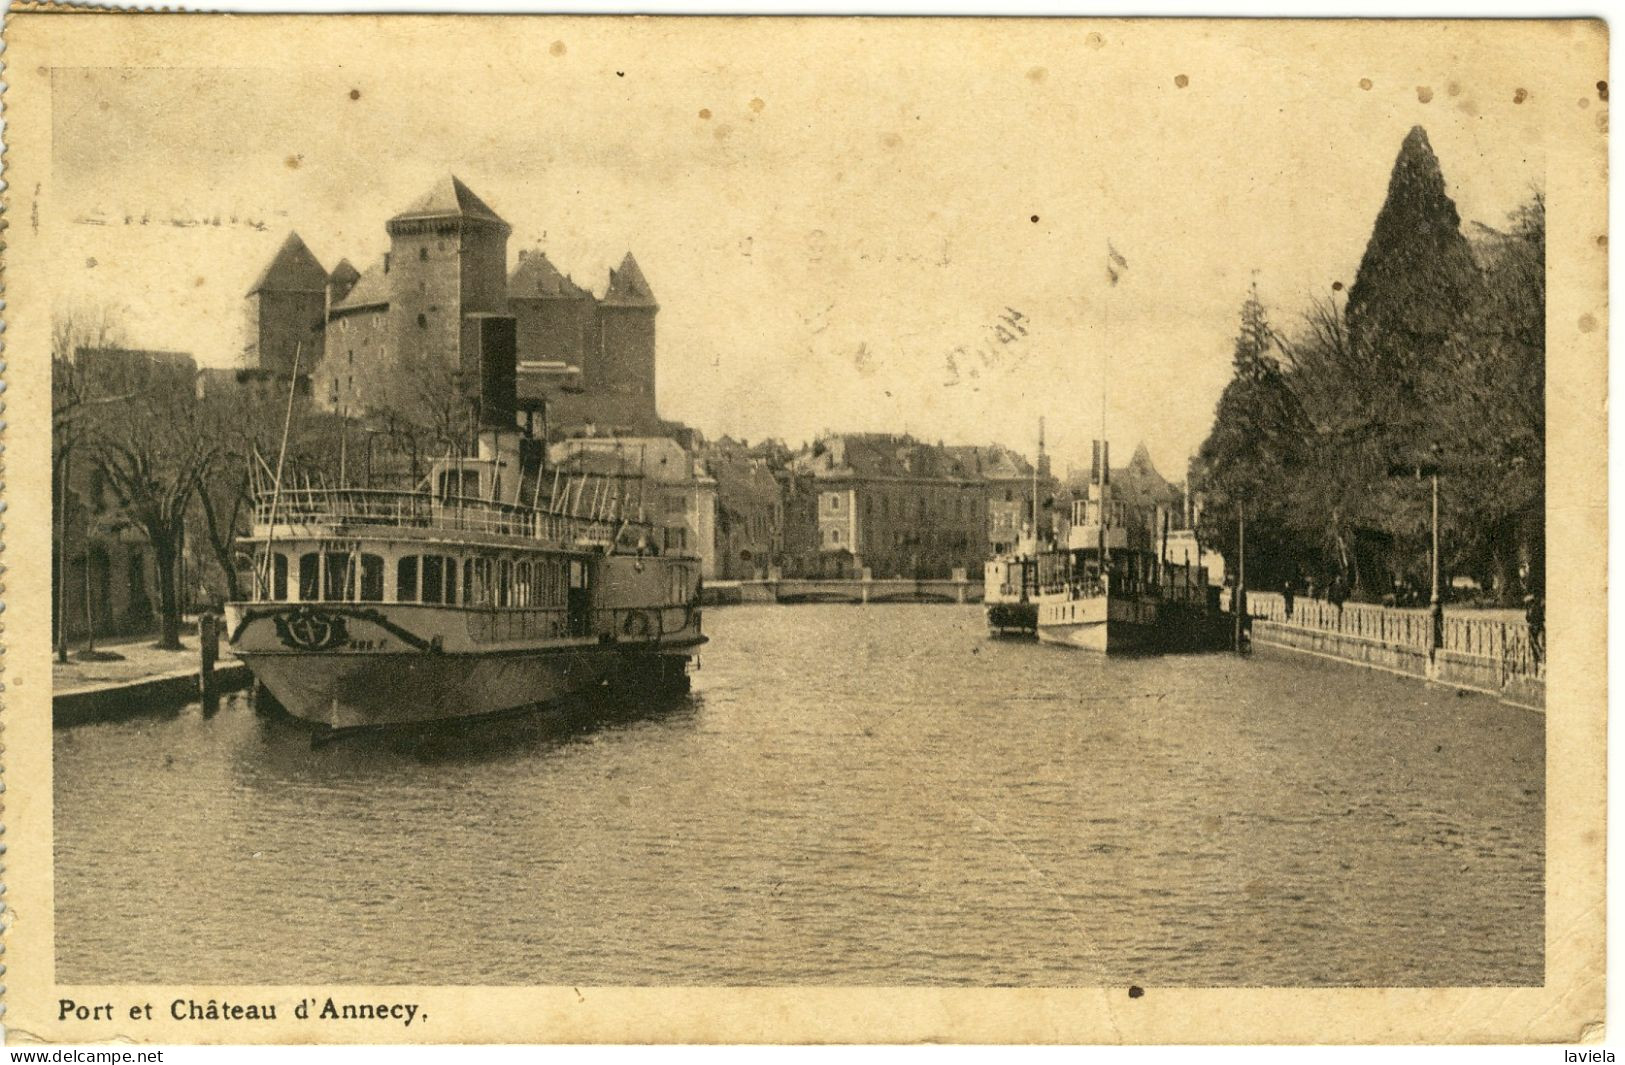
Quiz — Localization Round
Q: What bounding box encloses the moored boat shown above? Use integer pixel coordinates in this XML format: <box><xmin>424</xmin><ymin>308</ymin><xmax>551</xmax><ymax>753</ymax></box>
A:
<box><xmin>1033</xmin><ymin>441</ymin><xmax>1231</xmax><ymax>654</ymax></box>
<box><xmin>227</xmin><ymin>419</ymin><xmax>704</xmax><ymax>733</ymax></box>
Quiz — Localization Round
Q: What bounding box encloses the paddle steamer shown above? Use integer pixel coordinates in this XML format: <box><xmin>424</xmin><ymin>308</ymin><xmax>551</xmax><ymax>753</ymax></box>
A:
<box><xmin>226</xmin><ymin>425</ymin><xmax>704</xmax><ymax>733</ymax></box>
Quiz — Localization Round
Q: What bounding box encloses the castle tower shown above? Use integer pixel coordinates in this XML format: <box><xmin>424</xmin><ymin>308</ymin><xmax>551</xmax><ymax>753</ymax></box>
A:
<box><xmin>509</xmin><ymin>249</ymin><xmax>597</xmax><ymax>367</ymax></box>
<box><xmin>385</xmin><ymin>176</ymin><xmax>511</xmax><ymax>385</ymax></box>
<box><xmin>595</xmin><ymin>251</ymin><xmax>659</xmax><ymax>425</ymax></box>
<box><xmin>244</xmin><ymin>231</ymin><xmax>328</xmax><ymax>376</ymax></box>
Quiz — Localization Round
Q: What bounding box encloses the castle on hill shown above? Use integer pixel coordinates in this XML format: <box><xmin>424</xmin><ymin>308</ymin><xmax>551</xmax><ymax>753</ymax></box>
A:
<box><xmin>240</xmin><ymin>175</ymin><xmax>663</xmax><ymax>434</ymax></box>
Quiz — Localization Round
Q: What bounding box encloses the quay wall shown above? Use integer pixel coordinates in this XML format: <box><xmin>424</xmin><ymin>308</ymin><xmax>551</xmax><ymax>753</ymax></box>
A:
<box><xmin>54</xmin><ymin>662</ymin><xmax>253</xmax><ymax>727</ymax></box>
<box><xmin>1246</xmin><ymin>592</ymin><xmax>1544</xmax><ymax>711</ymax></box>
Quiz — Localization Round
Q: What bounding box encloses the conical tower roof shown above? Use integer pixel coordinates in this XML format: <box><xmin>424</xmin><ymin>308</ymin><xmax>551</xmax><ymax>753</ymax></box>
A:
<box><xmin>388</xmin><ymin>175</ymin><xmax>509</xmax><ymax>230</ymax></box>
<box><xmin>326</xmin><ymin>258</ymin><xmax>362</xmax><ymax>304</ymax></box>
<box><xmin>602</xmin><ymin>251</ymin><xmax>658</xmax><ymax>308</ymax></box>
<box><xmin>247</xmin><ymin>231</ymin><xmax>328</xmax><ymax>295</ymax></box>
<box><xmin>510</xmin><ymin>250</ymin><xmax>590</xmax><ymax>299</ymax></box>
<box><xmin>329</xmin><ymin>258</ymin><xmax>361</xmax><ymax>287</ymax></box>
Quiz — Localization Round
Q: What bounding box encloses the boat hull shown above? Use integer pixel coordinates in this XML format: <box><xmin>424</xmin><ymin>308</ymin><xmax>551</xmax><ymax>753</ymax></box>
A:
<box><xmin>1036</xmin><ymin>594</ymin><xmax>1230</xmax><ymax>654</ymax></box>
<box><xmin>242</xmin><ymin>643</ymin><xmax>696</xmax><ymax>731</ymax></box>
<box><xmin>985</xmin><ymin>601</ymin><xmax>1038</xmax><ymax>637</ymax></box>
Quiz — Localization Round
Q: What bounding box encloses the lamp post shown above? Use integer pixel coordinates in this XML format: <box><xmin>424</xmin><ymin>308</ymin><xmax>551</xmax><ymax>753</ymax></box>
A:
<box><xmin>1389</xmin><ymin>445</ymin><xmax>1445</xmax><ymax>656</ymax></box>
<box><xmin>1429</xmin><ymin>464</ymin><xmax>1442</xmax><ymax>652</ymax></box>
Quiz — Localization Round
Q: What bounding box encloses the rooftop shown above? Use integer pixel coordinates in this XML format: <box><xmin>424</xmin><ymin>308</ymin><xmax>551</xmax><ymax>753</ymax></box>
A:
<box><xmin>601</xmin><ymin>252</ymin><xmax>658</xmax><ymax>309</ymax></box>
<box><xmin>247</xmin><ymin>231</ymin><xmax>329</xmax><ymax>296</ymax></box>
<box><xmin>388</xmin><ymin>175</ymin><xmax>509</xmax><ymax>230</ymax></box>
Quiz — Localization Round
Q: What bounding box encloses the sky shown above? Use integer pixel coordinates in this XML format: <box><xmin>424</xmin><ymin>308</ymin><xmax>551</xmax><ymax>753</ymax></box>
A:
<box><xmin>46</xmin><ymin>18</ymin><xmax>1552</xmax><ymax>480</ymax></box>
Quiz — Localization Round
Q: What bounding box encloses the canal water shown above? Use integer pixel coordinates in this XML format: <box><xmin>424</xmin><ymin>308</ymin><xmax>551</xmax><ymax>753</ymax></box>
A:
<box><xmin>55</xmin><ymin>604</ymin><xmax>1543</xmax><ymax>987</ymax></box>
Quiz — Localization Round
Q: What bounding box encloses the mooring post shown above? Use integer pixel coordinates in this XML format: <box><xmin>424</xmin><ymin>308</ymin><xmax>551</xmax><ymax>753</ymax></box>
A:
<box><xmin>198</xmin><ymin>612</ymin><xmax>219</xmax><ymax>703</ymax></box>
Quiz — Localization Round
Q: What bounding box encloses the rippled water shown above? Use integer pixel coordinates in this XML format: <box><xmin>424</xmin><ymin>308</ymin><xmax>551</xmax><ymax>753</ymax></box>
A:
<box><xmin>55</xmin><ymin>604</ymin><xmax>1543</xmax><ymax>986</ymax></box>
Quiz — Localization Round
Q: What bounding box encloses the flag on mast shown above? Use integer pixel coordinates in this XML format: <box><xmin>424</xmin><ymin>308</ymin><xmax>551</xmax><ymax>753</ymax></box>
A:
<box><xmin>1106</xmin><ymin>241</ymin><xmax>1129</xmax><ymax>286</ymax></box>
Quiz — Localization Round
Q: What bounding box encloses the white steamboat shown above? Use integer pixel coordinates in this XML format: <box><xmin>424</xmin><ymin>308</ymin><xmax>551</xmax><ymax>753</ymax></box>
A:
<box><xmin>1034</xmin><ymin>444</ymin><xmax>1228</xmax><ymax>654</ymax></box>
<box><xmin>227</xmin><ymin>442</ymin><xmax>704</xmax><ymax>733</ymax></box>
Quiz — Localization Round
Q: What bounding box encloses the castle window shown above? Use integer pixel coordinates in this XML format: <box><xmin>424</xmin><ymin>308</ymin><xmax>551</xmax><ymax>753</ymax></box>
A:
<box><xmin>348</xmin><ymin>349</ymin><xmax>354</xmax><ymax>365</ymax></box>
<box><xmin>417</xmin><ymin>313</ymin><xmax>428</xmax><ymax>329</ymax></box>
<box><xmin>420</xmin><ymin>246</ymin><xmax>428</xmax><ymax>261</ymax></box>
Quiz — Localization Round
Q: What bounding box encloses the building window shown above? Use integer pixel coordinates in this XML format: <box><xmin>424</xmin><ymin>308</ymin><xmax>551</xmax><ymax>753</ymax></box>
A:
<box><xmin>420</xmin><ymin>246</ymin><xmax>429</xmax><ymax>261</ymax></box>
<box><xmin>417</xmin><ymin>313</ymin><xmax>428</xmax><ymax>329</ymax></box>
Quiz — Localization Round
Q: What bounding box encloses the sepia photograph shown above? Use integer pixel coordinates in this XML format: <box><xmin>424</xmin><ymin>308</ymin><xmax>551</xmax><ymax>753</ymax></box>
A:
<box><xmin>4</xmin><ymin>11</ymin><xmax>1608</xmax><ymax>1045</ymax></box>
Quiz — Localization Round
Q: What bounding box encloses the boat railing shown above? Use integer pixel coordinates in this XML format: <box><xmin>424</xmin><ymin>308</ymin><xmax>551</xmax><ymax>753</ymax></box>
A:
<box><xmin>254</xmin><ymin>487</ymin><xmax>649</xmax><ymax>547</ymax></box>
<box><xmin>466</xmin><ymin>604</ymin><xmax>695</xmax><ymax>644</ymax></box>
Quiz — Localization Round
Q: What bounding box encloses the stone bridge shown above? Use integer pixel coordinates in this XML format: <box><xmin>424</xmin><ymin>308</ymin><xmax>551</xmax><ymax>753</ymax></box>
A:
<box><xmin>708</xmin><ymin>577</ymin><xmax>984</xmax><ymax>605</ymax></box>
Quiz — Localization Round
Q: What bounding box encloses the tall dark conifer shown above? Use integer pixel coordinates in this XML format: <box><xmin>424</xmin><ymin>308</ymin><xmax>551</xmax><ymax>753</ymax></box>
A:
<box><xmin>1346</xmin><ymin>126</ymin><xmax>1482</xmax><ymax>367</ymax></box>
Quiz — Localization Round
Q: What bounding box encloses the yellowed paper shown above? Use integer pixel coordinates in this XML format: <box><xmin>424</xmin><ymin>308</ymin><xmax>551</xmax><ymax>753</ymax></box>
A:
<box><xmin>5</xmin><ymin>13</ymin><xmax>1607</xmax><ymax>1044</ymax></box>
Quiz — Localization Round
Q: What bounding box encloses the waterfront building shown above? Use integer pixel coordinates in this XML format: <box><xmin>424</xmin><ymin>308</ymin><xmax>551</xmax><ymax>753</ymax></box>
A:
<box><xmin>787</xmin><ymin>434</ymin><xmax>994</xmax><ymax>580</ymax></box>
<box><xmin>56</xmin><ymin>347</ymin><xmax>200</xmax><ymax>643</ymax></box>
<box><xmin>705</xmin><ymin>437</ymin><xmax>788</xmax><ymax>580</ymax></box>
<box><xmin>959</xmin><ymin>441</ymin><xmax>1056</xmax><ymax>555</ymax></box>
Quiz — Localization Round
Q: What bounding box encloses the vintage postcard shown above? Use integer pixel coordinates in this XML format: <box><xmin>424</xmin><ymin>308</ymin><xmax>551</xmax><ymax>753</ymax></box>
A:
<box><xmin>2</xmin><ymin>12</ymin><xmax>1607</xmax><ymax>1045</ymax></box>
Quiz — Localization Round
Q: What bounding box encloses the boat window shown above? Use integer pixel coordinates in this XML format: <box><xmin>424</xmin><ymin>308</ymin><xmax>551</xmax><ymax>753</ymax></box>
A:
<box><xmin>422</xmin><ymin>555</ymin><xmax>447</xmax><ymax>605</ymax></box>
<box><xmin>463</xmin><ymin>558</ymin><xmax>474</xmax><ymax>604</ymax></box>
<box><xmin>359</xmin><ymin>554</ymin><xmax>384</xmax><ymax>602</ymax></box>
<box><xmin>268</xmin><ymin>552</ymin><xmax>289</xmax><ymax>601</ymax></box>
<box><xmin>397</xmin><ymin>556</ymin><xmax>419</xmax><ymax>602</ymax></box>
<box><xmin>323</xmin><ymin>552</ymin><xmax>356</xmax><ymax>602</ymax></box>
<box><xmin>516</xmin><ymin>562</ymin><xmax>532</xmax><ymax>607</ymax></box>
<box><xmin>298</xmin><ymin>553</ymin><xmax>321</xmax><ymax>601</ymax></box>
<box><xmin>468</xmin><ymin>557</ymin><xmax>493</xmax><ymax>606</ymax></box>
<box><xmin>570</xmin><ymin>560</ymin><xmax>587</xmax><ymax>589</ymax></box>
<box><xmin>497</xmin><ymin>560</ymin><xmax>513</xmax><ymax>607</ymax></box>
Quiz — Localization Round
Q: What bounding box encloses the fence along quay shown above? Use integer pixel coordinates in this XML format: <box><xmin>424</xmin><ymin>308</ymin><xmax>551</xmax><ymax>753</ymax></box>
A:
<box><xmin>1244</xmin><ymin>591</ymin><xmax>1544</xmax><ymax>710</ymax></box>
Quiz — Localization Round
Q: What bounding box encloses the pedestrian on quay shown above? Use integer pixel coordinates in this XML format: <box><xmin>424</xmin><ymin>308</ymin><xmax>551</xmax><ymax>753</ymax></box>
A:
<box><xmin>1282</xmin><ymin>575</ymin><xmax>1297</xmax><ymax>620</ymax></box>
<box><xmin>1525</xmin><ymin>593</ymin><xmax>1545</xmax><ymax>663</ymax></box>
<box><xmin>1329</xmin><ymin>573</ymin><xmax>1347</xmax><ymax>614</ymax></box>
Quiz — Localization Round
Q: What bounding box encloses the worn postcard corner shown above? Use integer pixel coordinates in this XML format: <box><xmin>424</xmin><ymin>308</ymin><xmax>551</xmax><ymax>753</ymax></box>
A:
<box><xmin>0</xmin><ymin>10</ymin><xmax>1608</xmax><ymax>1046</ymax></box>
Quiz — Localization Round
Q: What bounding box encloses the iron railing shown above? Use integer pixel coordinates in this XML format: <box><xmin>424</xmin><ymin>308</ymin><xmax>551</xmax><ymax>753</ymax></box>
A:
<box><xmin>253</xmin><ymin>488</ymin><xmax>649</xmax><ymax>548</ymax></box>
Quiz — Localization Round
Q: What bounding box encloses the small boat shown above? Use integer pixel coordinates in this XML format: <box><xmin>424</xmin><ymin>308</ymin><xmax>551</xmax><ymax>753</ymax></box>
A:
<box><xmin>983</xmin><ymin>420</ymin><xmax>1048</xmax><ymax>638</ymax></box>
<box><xmin>984</xmin><ymin>547</ymin><xmax>1039</xmax><ymax>637</ymax></box>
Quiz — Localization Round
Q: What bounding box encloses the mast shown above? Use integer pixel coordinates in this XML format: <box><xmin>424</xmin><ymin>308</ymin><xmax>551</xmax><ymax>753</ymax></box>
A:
<box><xmin>257</xmin><ymin>341</ymin><xmax>303</xmax><ymax>598</ymax></box>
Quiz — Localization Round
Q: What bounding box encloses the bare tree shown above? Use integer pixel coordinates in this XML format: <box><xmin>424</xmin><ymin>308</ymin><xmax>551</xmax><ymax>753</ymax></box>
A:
<box><xmin>86</xmin><ymin>352</ymin><xmax>217</xmax><ymax>650</ymax></box>
<box><xmin>51</xmin><ymin>307</ymin><xmax>130</xmax><ymax>660</ymax></box>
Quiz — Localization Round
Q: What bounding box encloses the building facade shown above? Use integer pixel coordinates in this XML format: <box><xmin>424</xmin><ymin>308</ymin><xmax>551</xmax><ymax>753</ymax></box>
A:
<box><xmin>787</xmin><ymin>434</ymin><xmax>994</xmax><ymax>580</ymax></box>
